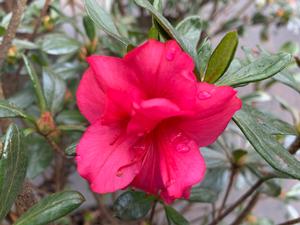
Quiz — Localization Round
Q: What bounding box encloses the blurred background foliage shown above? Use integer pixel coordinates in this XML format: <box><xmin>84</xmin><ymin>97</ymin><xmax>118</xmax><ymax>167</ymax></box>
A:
<box><xmin>0</xmin><ymin>0</ymin><xmax>300</xmax><ymax>225</ymax></box>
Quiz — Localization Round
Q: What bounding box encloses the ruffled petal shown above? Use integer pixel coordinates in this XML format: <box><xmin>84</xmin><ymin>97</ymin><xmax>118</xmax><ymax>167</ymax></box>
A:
<box><xmin>179</xmin><ymin>83</ymin><xmax>242</xmax><ymax>146</ymax></box>
<box><xmin>76</xmin><ymin>68</ymin><xmax>105</xmax><ymax>123</ymax></box>
<box><xmin>76</xmin><ymin>121</ymin><xmax>141</xmax><ymax>193</ymax></box>
<box><xmin>124</xmin><ymin>39</ymin><xmax>197</xmax><ymax>110</ymax></box>
<box><xmin>158</xmin><ymin>128</ymin><xmax>206</xmax><ymax>202</ymax></box>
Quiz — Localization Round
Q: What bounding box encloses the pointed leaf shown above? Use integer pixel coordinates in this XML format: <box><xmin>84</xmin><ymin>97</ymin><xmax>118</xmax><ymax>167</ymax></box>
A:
<box><xmin>216</xmin><ymin>53</ymin><xmax>292</xmax><ymax>87</ymax></box>
<box><xmin>233</xmin><ymin>104</ymin><xmax>300</xmax><ymax>180</ymax></box>
<box><xmin>0</xmin><ymin>125</ymin><xmax>28</xmax><ymax>221</ymax></box>
<box><xmin>165</xmin><ymin>206</ymin><xmax>189</xmax><ymax>225</ymax></box>
<box><xmin>205</xmin><ymin>31</ymin><xmax>238</xmax><ymax>83</ymax></box>
<box><xmin>84</xmin><ymin>0</ymin><xmax>129</xmax><ymax>45</ymax></box>
<box><xmin>0</xmin><ymin>100</ymin><xmax>35</xmax><ymax>122</ymax></box>
<box><xmin>14</xmin><ymin>191</ymin><xmax>85</xmax><ymax>225</ymax></box>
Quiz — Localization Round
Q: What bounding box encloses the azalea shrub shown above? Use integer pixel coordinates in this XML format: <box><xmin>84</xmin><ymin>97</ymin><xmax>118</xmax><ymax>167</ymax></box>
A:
<box><xmin>0</xmin><ymin>0</ymin><xmax>300</xmax><ymax>225</ymax></box>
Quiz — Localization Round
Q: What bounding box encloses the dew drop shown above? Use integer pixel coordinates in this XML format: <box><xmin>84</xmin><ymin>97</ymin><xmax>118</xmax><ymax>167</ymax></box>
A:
<box><xmin>176</xmin><ymin>143</ymin><xmax>190</xmax><ymax>153</ymax></box>
<box><xmin>198</xmin><ymin>91</ymin><xmax>212</xmax><ymax>100</ymax></box>
<box><xmin>166</xmin><ymin>47</ymin><xmax>176</xmax><ymax>61</ymax></box>
<box><xmin>116</xmin><ymin>169</ymin><xmax>123</xmax><ymax>177</ymax></box>
<box><xmin>181</xmin><ymin>71</ymin><xmax>196</xmax><ymax>81</ymax></box>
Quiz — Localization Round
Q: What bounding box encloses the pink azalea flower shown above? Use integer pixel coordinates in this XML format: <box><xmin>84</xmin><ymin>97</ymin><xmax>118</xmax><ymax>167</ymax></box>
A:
<box><xmin>76</xmin><ymin>39</ymin><xmax>242</xmax><ymax>203</ymax></box>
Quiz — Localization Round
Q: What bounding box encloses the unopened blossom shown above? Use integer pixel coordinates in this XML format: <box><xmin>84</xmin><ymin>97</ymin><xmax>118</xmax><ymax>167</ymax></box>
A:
<box><xmin>76</xmin><ymin>39</ymin><xmax>242</xmax><ymax>203</ymax></box>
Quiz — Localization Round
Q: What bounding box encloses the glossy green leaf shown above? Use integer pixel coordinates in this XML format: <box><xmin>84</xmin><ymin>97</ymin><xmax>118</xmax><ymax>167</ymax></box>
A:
<box><xmin>26</xmin><ymin>135</ymin><xmax>53</xmax><ymax>179</ymax></box>
<box><xmin>134</xmin><ymin>0</ymin><xmax>200</xmax><ymax>74</ymax></box>
<box><xmin>83</xmin><ymin>15</ymin><xmax>96</xmax><ymax>41</ymax></box>
<box><xmin>14</xmin><ymin>191</ymin><xmax>85</xmax><ymax>225</ymax></box>
<box><xmin>205</xmin><ymin>31</ymin><xmax>238</xmax><ymax>83</ymax></box>
<box><xmin>23</xmin><ymin>55</ymin><xmax>48</xmax><ymax>112</ymax></box>
<box><xmin>84</xmin><ymin>0</ymin><xmax>129</xmax><ymax>45</ymax></box>
<box><xmin>0</xmin><ymin>125</ymin><xmax>28</xmax><ymax>221</ymax></box>
<box><xmin>165</xmin><ymin>206</ymin><xmax>189</xmax><ymax>225</ymax></box>
<box><xmin>233</xmin><ymin>104</ymin><xmax>300</xmax><ymax>180</ymax></box>
<box><xmin>176</xmin><ymin>16</ymin><xmax>202</xmax><ymax>52</ymax></box>
<box><xmin>197</xmin><ymin>38</ymin><xmax>212</xmax><ymax>76</ymax></box>
<box><xmin>0</xmin><ymin>100</ymin><xmax>35</xmax><ymax>122</ymax></box>
<box><xmin>245</xmin><ymin>107</ymin><xmax>296</xmax><ymax>135</ymax></box>
<box><xmin>41</xmin><ymin>34</ymin><xmax>80</xmax><ymax>55</ymax></box>
<box><xmin>190</xmin><ymin>168</ymin><xmax>227</xmax><ymax>203</ymax></box>
<box><xmin>216</xmin><ymin>53</ymin><xmax>292</xmax><ymax>87</ymax></box>
<box><xmin>42</xmin><ymin>68</ymin><xmax>66</xmax><ymax>114</ymax></box>
<box><xmin>274</xmin><ymin>71</ymin><xmax>300</xmax><ymax>93</ymax></box>
<box><xmin>113</xmin><ymin>191</ymin><xmax>154</xmax><ymax>220</ymax></box>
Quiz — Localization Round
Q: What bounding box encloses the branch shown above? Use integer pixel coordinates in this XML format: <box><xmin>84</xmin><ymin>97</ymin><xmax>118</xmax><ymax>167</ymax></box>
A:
<box><xmin>207</xmin><ymin>176</ymin><xmax>274</xmax><ymax>225</ymax></box>
<box><xmin>278</xmin><ymin>218</ymin><xmax>300</xmax><ymax>225</ymax></box>
<box><xmin>288</xmin><ymin>136</ymin><xmax>300</xmax><ymax>155</ymax></box>
<box><xmin>229</xmin><ymin>192</ymin><xmax>260</xmax><ymax>225</ymax></box>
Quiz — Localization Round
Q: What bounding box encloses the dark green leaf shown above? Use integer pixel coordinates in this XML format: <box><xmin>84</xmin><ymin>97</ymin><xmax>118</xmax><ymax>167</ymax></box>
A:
<box><xmin>56</xmin><ymin>110</ymin><xmax>86</xmax><ymax>125</ymax></box>
<box><xmin>84</xmin><ymin>0</ymin><xmax>129</xmax><ymax>45</ymax></box>
<box><xmin>23</xmin><ymin>55</ymin><xmax>48</xmax><ymax>112</ymax></box>
<box><xmin>176</xmin><ymin>16</ymin><xmax>202</xmax><ymax>52</ymax></box>
<box><xmin>83</xmin><ymin>15</ymin><xmax>96</xmax><ymax>41</ymax></box>
<box><xmin>14</xmin><ymin>191</ymin><xmax>85</xmax><ymax>225</ymax></box>
<box><xmin>0</xmin><ymin>100</ymin><xmax>35</xmax><ymax>122</ymax></box>
<box><xmin>216</xmin><ymin>53</ymin><xmax>292</xmax><ymax>87</ymax></box>
<box><xmin>233</xmin><ymin>104</ymin><xmax>300</xmax><ymax>180</ymax></box>
<box><xmin>64</xmin><ymin>142</ymin><xmax>78</xmax><ymax>157</ymax></box>
<box><xmin>190</xmin><ymin>168</ymin><xmax>227</xmax><ymax>203</ymax></box>
<box><xmin>245</xmin><ymin>107</ymin><xmax>296</xmax><ymax>135</ymax></box>
<box><xmin>26</xmin><ymin>135</ymin><xmax>53</xmax><ymax>179</ymax></box>
<box><xmin>164</xmin><ymin>206</ymin><xmax>189</xmax><ymax>225</ymax></box>
<box><xmin>113</xmin><ymin>191</ymin><xmax>154</xmax><ymax>220</ymax></box>
<box><xmin>0</xmin><ymin>125</ymin><xmax>28</xmax><ymax>221</ymax></box>
<box><xmin>0</xmin><ymin>26</ymin><xmax>5</xmax><ymax>36</ymax></box>
<box><xmin>205</xmin><ymin>31</ymin><xmax>238</xmax><ymax>83</ymax></box>
<box><xmin>134</xmin><ymin>0</ymin><xmax>200</xmax><ymax>75</ymax></box>
<box><xmin>197</xmin><ymin>38</ymin><xmax>212</xmax><ymax>76</ymax></box>
<box><xmin>43</xmin><ymin>68</ymin><xmax>66</xmax><ymax>114</ymax></box>
<box><xmin>40</xmin><ymin>34</ymin><xmax>80</xmax><ymax>55</ymax></box>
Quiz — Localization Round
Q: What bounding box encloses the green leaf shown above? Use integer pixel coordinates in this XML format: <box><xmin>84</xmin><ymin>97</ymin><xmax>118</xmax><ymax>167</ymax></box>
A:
<box><xmin>56</xmin><ymin>110</ymin><xmax>86</xmax><ymax>125</ymax></box>
<box><xmin>64</xmin><ymin>142</ymin><xmax>78</xmax><ymax>157</ymax></box>
<box><xmin>14</xmin><ymin>191</ymin><xmax>85</xmax><ymax>225</ymax></box>
<box><xmin>190</xmin><ymin>168</ymin><xmax>227</xmax><ymax>203</ymax></box>
<box><xmin>274</xmin><ymin>71</ymin><xmax>300</xmax><ymax>93</ymax></box>
<box><xmin>216</xmin><ymin>53</ymin><xmax>292</xmax><ymax>87</ymax></box>
<box><xmin>176</xmin><ymin>16</ymin><xmax>202</xmax><ymax>52</ymax></box>
<box><xmin>84</xmin><ymin>0</ymin><xmax>129</xmax><ymax>46</ymax></box>
<box><xmin>40</xmin><ymin>34</ymin><xmax>80</xmax><ymax>55</ymax></box>
<box><xmin>23</xmin><ymin>55</ymin><xmax>48</xmax><ymax>112</ymax></box>
<box><xmin>197</xmin><ymin>38</ymin><xmax>212</xmax><ymax>76</ymax></box>
<box><xmin>26</xmin><ymin>135</ymin><xmax>53</xmax><ymax>179</ymax></box>
<box><xmin>280</xmin><ymin>41</ymin><xmax>300</xmax><ymax>55</ymax></box>
<box><xmin>134</xmin><ymin>0</ymin><xmax>200</xmax><ymax>75</ymax></box>
<box><xmin>245</xmin><ymin>107</ymin><xmax>296</xmax><ymax>135</ymax></box>
<box><xmin>0</xmin><ymin>100</ymin><xmax>35</xmax><ymax>122</ymax></box>
<box><xmin>113</xmin><ymin>191</ymin><xmax>154</xmax><ymax>220</ymax></box>
<box><xmin>205</xmin><ymin>31</ymin><xmax>238</xmax><ymax>83</ymax></box>
<box><xmin>0</xmin><ymin>26</ymin><xmax>5</xmax><ymax>36</ymax></box>
<box><xmin>42</xmin><ymin>68</ymin><xmax>66</xmax><ymax>114</ymax></box>
<box><xmin>164</xmin><ymin>206</ymin><xmax>189</xmax><ymax>225</ymax></box>
<box><xmin>83</xmin><ymin>15</ymin><xmax>96</xmax><ymax>41</ymax></box>
<box><xmin>0</xmin><ymin>124</ymin><xmax>28</xmax><ymax>221</ymax></box>
<box><xmin>233</xmin><ymin>104</ymin><xmax>300</xmax><ymax>180</ymax></box>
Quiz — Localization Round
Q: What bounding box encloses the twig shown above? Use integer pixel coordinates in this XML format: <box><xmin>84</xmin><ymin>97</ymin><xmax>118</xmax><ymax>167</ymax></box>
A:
<box><xmin>149</xmin><ymin>200</ymin><xmax>158</xmax><ymax>224</ymax></box>
<box><xmin>0</xmin><ymin>0</ymin><xmax>28</xmax><ymax>69</ymax></box>
<box><xmin>288</xmin><ymin>136</ymin><xmax>300</xmax><ymax>155</ymax></box>
<box><xmin>218</xmin><ymin>167</ymin><xmax>237</xmax><ymax>216</ymax></box>
<box><xmin>229</xmin><ymin>192</ymin><xmax>260</xmax><ymax>225</ymax></box>
<box><xmin>207</xmin><ymin>176</ymin><xmax>273</xmax><ymax>225</ymax></box>
<box><xmin>93</xmin><ymin>193</ymin><xmax>119</xmax><ymax>225</ymax></box>
<box><xmin>277</xmin><ymin>217</ymin><xmax>300</xmax><ymax>225</ymax></box>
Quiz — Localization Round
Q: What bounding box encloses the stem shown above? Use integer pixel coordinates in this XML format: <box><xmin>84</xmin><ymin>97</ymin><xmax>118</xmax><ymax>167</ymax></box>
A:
<box><xmin>229</xmin><ymin>192</ymin><xmax>260</xmax><ymax>225</ymax></box>
<box><xmin>208</xmin><ymin>176</ymin><xmax>273</xmax><ymax>225</ymax></box>
<box><xmin>288</xmin><ymin>136</ymin><xmax>300</xmax><ymax>155</ymax></box>
<box><xmin>278</xmin><ymin>218</ymin><xmax>300</xmax><ymax>225</ymax></box>
<box><xmin>218</xmin><ymin>167</ymin><xmax>237</xmax><ymax>216</ymax></box>
<box><xmin>149</xmin><ymin>200</ymin><xmax>158</xmax><ymax>224</ymax></box>
<box><xmin>93</xmin><ymin>193</ymin><xmax>119</xmax><ymax>225</ymax></box>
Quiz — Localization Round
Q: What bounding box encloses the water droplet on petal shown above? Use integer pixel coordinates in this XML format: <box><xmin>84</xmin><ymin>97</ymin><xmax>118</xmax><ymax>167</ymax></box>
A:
<box><xmin>166</xmin><ymin>47</ymin><xmax>176</xmax><ymax>61</ymax></box>
<box><xmin>116</xmin><ymin>169</ymin><xmax>123</xmax><ymax>177</ymax></box>
<box><xmin>198</xmin><ymin>91</ymin><xmax>212</xmax><ymax>100</ymax></box>
<box><xmin>176</xmin><ymin>143</ymin><xmax>190</xmax><ymax>153</ymax></box>
<box><xmin>181</xmin><ymin>70</ymin><xmax>196</xmax><ymax>81</ymax></box>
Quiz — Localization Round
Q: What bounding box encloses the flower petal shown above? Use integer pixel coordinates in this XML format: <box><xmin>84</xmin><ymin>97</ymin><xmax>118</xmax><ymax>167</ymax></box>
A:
<box><xmin>76</xmin><ymin>121</ymin><xmax>141</xmax><ymax>193</ymax></box>
<box><xmin>179</xmin><ymin>83</ymin><xmax>242</xmax><ymax>146</ymax></box>
<box><xmin>76</xmin><ymin>68</ymin><xmax>105</xmax><ymax>123</ymax></box>
<box><xmin>124</xmin><ymin>39</ymin><xmax>197</xmax><ymax>110</ymax></box>
<box><xmin>158</xmin><ymin>128</ymin><xmax>206</xmax><ymax>202</ymax></box>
